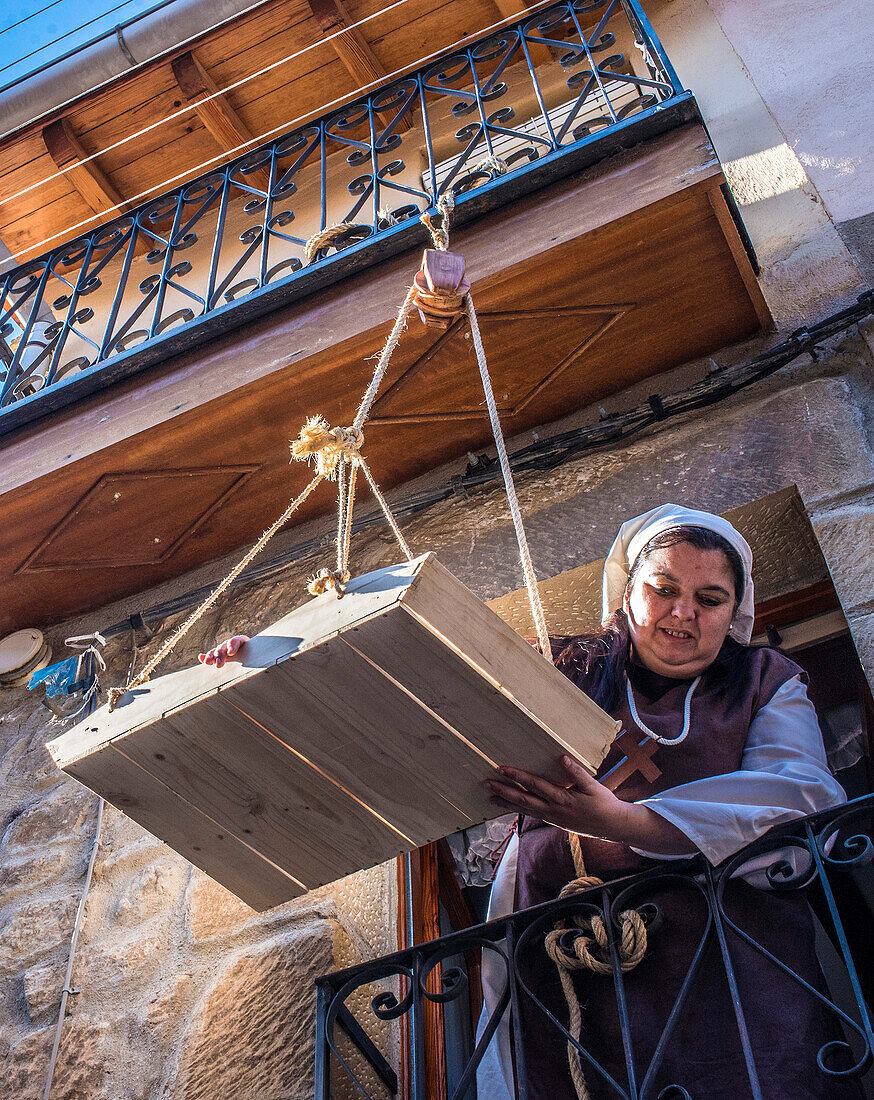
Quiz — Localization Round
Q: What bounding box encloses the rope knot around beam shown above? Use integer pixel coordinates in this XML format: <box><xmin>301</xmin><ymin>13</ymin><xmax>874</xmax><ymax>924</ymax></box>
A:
<box><xmin>291</xmin><ymin>415</ymin><xmax>364</xmax><ymax>477</ymax></box>
<box><xmin>307</xmin><ymin>566</ymin><xmax>352</xmax><ymax>597</ymax></box>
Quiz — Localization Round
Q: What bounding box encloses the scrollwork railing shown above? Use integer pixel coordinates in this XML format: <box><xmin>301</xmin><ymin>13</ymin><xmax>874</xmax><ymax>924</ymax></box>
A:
<box><xmin>315</xmin><ymin>794</ymin><xmax>874</xmax><ymax>1098</ymax></box>
<box><xmin>0</xmin><ymin>0</ymin><xmax>692</xmax><ymax>433</ymax></box>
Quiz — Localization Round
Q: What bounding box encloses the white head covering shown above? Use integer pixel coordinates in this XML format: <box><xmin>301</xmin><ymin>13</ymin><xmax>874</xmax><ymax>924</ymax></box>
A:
<box><xmin>601</xmin><ymin>504</ymin><xmax>755</xmax><ymax>644</ymax></box>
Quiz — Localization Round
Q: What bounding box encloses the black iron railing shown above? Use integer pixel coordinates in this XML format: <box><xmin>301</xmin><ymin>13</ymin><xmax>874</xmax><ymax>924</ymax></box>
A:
<box><xmin>315</xmin><ymin>794</ymin><xmax>874</xmax><ymax>1098</ymax></box>
<box><xmin>0</xmin><ymin>0</ymin><xmax>695</xmax><ymax>433</ymax></box>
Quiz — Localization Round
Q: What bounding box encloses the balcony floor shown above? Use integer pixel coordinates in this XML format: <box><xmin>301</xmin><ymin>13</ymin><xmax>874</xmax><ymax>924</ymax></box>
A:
<box><xmin>0</xmin><ymin>123</ymin><xmax>769</xmax><ymax>631</ymax></box>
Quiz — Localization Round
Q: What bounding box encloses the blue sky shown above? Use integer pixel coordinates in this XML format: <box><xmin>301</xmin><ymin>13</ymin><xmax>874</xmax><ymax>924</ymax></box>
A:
<box><xmin>0</xmin><ymin>0</ymin><xmax>169</xmax><ymax>89</ymax></box>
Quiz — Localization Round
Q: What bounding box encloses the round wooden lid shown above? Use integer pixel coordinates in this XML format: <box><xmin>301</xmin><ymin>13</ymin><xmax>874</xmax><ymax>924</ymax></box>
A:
<box><xmin>0</xmin><ymin>628</ymin><xmax>45</xmax><ymax>674</ymax></box>
<box><xmin>0</xmin><ymin>642</ymin><xmax>52</xmax><ymax>685</ymax></box>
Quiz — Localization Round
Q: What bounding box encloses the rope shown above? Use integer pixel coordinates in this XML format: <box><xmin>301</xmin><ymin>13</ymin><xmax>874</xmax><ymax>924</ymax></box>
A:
<box><xmin>421</xmin><ymin>191</ymin><xmax>551</xmax><ymax>656</ymax></box>
<box><xmin>471</xmin><ymin>154</ymin><xmax>508</xmax><ymax>178</ymax></box>
<box><xmin>307</xmin><ymin>458</ymin><xmax>357</xmax><ymax>595</ymax></box>
<box><xmin>352</xmin><ymin>284</ymin><xmax>418</xmax><ymax>430</ymax></box>
<box><xmin>464</xmin><ymin>292</ymin><xmax>551</xmax><ymax>658</ymax></box>
<box><xmin>106</xmin><ymin>472</ymin><xmax>325</xmax><ymax>710</ymax></box>
<box><xmin>544</xmin><ymin>834</ymin><xmax>648</xmax><ymax>1100</ymax></box>
<box><xmin>420</xmin><ymin>193</ymin><xmax>454</xmax><ymax>252</ymax></box>
<box><xmin>358</xmin><ymin>459</ymin><xmax>414</xmax><ymax>561</ymax></box>
<box><xmin>106</xmin><ymin>188</ymin><xmax>546</xmax><ymax>703</ymax></box>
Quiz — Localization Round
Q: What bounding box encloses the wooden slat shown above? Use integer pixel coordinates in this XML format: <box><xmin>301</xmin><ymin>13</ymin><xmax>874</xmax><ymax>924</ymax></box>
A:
<box><xmin>705</xmin><ymin>183</ymin><xmax>773</xmax><ymax>332</ymax></box>
<box><xmin>230</xmin><ymin>636</ymin><xmax>498</xmax><ymax>843</ymax></box>
<box><xmin>41</xmin><ymin>117</ymin><xmax>125</xmax><ymax>217</ymax></box>
<box><xmin>346</xmin><ymin>605</ymin><xmax>611</xmax><ymax>781</ymax></box>
<box><xmin>121</xmin><ymin>694</ymin><xmax>407</xmax><ymax>887</ymax></box>
<box><xmin>402</xmin><ymin>556</ymin><xmax>619</xmax><ymax>773</ymax></box>
<box><xmin>47</xmin><ymin>558</ymin><xmax>421</xmax><ymax>767</ymax></box>
<box><xmin>65</xmin><ymin>743</ymin><xmax>301</xmax><ymax>910</ymax></box>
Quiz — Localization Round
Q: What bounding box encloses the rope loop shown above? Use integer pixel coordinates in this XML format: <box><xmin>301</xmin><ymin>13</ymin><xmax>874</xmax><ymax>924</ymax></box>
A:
<box><xmin>291</xmin><ymin>415</ymin><xmax>364</xmax><ymax>478</ymax></box>
<box><xmin>472</xmin><ymin>154</ymin><xmax>508</xmax><ymax>178</ymax></box>
<box><xmin>304</xmin><ymin>222</ymin><xmax>369</xmax><ymax>265</ymax></box>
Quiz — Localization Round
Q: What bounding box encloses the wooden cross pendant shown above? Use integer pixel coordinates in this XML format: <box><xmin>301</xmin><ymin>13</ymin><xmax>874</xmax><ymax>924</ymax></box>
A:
<box><xmin>600</xmin><ymin>729</ymin><xmax>662</xmax><ymax>793</ymax></box>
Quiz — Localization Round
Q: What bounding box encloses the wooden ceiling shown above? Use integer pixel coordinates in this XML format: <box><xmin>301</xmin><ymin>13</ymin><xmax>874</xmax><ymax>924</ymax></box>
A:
<box><xmin>0</xmin><ymin>0</ymin><xmax>523</xmax><ymax>264</ymax></box>
<box><xmin>0</xmin><ymin>125</ymin><xmax>770</xmax><ymax>632</ymax></box>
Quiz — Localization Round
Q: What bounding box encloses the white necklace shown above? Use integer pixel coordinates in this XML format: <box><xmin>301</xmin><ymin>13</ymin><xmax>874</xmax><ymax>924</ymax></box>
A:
<box><xmin>625</xmin><ymin>674</ymin><xmax>701</xmax><ymax>746</ymax></box>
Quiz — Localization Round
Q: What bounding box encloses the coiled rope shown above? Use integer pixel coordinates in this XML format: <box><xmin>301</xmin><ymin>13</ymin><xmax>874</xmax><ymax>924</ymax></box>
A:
<box><xmin>544</xmin><ymin>833</ymin><xmax>648</xmax><ymax>1100</ymax></box>
<box><xmin>107</xmin><ymin>190</ymin><xmax>550</xmax><ymax>707</ymax></box>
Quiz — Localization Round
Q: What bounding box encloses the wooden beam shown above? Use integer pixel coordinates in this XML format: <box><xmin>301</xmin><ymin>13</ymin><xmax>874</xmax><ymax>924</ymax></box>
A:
<box><xmin>397</xmin><ymin>845</ymin><xmax>447</xmax><ymax>1098</ymax></box>
<box><xmin>307</xmin><ymin>0</ymin><xmax>412</xmax><ymax>131</ymax></box>
<box><xmin>170</xmin><ymin>51</ymin><xmax>272</xmax><ymax>192</ymax></box>
<box><xmin>492</xmin><ymin>0</ymin><xmax>529</xmax><ymax>19</ymax></box>
<box><xmin>42</xmin><ymin>117</ymin><xmax>125</xmax><ymax>217</ymax></box>
<box><xmin>705</xmin><ymin>183</ymin><xmax>773</xmax><ymax>332</ymax></box>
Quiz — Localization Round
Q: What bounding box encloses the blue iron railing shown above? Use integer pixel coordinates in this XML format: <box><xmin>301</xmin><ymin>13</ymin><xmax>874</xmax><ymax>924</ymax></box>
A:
<box><xmin>0</xmin><ymin>0</ymin><xmax>696</xmax><ymax>434</ymax></box>
<box><xmin>315</xmin><ymin>794</ymin><xmax>874</xmax><ymax>1098</ymax></box>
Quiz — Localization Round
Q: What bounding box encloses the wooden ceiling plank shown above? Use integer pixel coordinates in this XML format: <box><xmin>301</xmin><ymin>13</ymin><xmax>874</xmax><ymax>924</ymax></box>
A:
<box><xmin>171</xmin><ymin>51</ymin><xmax>257</xmax><ymax>157</ymax></box>
<box><xmin>492</xmin><ymin>0</ymin><xmax>531</xmax><ymax>19</ymax></box>
<box><xmin>41</xmin><ymin>117</ymin><xmax>125</xmax><ymax>217</ymax></box>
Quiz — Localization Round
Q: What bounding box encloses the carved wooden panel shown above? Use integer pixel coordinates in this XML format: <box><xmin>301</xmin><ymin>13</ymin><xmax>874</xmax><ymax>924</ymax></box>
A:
<box><xmin>17</xmin><ymin>467</ymin><xmax>259</xmax><ymax>572</ymax></box>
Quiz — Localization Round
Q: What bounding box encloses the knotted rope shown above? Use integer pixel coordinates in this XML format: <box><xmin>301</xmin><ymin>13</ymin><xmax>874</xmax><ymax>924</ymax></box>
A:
<box><xmin>544</xmin><ymin>833</ymin><xmax>648</xmax><ymax>1100</ymax></box>
<box><xmin>472</xmin><ymin>153</ymin><xmax>508</xmax><ymax>178</ymax></box>
<box><xmin>291</xmin><ymin>416</ymin><xmax>364</xmax><ymax>476</ymax></box>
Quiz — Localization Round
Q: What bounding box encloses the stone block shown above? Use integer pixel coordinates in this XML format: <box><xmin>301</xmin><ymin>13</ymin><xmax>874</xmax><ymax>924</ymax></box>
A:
<box><xmin>22</xmin><ymin>961</ymin><xmax>62</xmax><ymax>1021</ymax></box>
<box><xmin>186</xmin><ymin>872</ymin><xmax>256</xmax><ymax>941</ymax></box>
<box><xmin>845</xmin><ymin>610</ymin><xmax>874</xmax><ymax>686</ymax></box>
<box><xmin>329</xmin><ymin>864</ymin><xmax>397</xmax><ymax>962</ymax></box>
<box><xmin>0</xmin><ymin>895</ymin><xmax>78</xmax><ymax>969</ymax></box>
<box><xmin>4</xmin><ymin>1017</ymin><xmax>111</xmax><ymax>1100</ymax></box>
<box><xmin>0</xmin><ymin>849</ymin><xmax>72</xmax><ymax>901</ymax></box>
<box><xmin>2</xmin><ymin>791</ymin><xmax>95</xmax><ymax>851</ymax></box>
<box><xmin>147</xmin><ymin>972</ymin><xmax>196</xmax><ymax>1040</ymax></box>
<box><xmin>113</xmin><ymin>858</ymin><xmax>189</xmax><ymax>926</ymax></box>
<box><xmin>175</xmin><ymin>920</ymin><xmax>334</xmax><ymax>1099</ymax></box>
<box><xmin>809</xmin><ymin>509</ymin><xmax>874</xmax><ymax>614</ymax></box>
<box><xmin>86</xmin><ymin>931</ymin><xmax>166</xmax><ymax>983</ymax></box>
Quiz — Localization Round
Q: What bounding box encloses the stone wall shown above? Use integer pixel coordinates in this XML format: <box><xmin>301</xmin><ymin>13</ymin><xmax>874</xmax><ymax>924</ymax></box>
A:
<box><xmin>0</xmin><ymin>584</ymin><xmax>398</xmax><ymax>1100</ymax></box>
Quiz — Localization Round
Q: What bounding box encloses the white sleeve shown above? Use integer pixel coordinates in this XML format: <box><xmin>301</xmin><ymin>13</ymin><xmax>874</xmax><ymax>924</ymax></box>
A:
<box><xmin>631</xmin><ymin>675</ymin><xmax>847</xmax><ymax>866</ymax></box>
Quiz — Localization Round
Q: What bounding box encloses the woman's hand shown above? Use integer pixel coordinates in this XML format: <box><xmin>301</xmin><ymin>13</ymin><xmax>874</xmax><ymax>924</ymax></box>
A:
<box><xmin>198</xmin><ymin>635</ymin><xmax>250</xmax><ymax>668</ymax></box>
<box><xmin>485</xmin><ymin>756</ymin><xmax>695</xmax><ymax>855</ymax></box>
<box><xmin>486</xmin><ymin>756</ymin><xmax>634</xmax><ymax>839</ymax></box>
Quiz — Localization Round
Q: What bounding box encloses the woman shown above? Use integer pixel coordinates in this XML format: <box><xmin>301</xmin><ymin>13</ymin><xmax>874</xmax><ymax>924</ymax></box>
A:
<box><xmin>479</xmin><ymin>504</ymin><xmax>854</xmax><ymax>1100</ymax></box>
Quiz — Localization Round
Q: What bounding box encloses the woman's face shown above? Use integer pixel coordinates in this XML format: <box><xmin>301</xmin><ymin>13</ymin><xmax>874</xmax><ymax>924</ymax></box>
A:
<box><xmin>623</xmin><ymin>540</ymin><xmax>737</xmax><ymax>679</ymax></box>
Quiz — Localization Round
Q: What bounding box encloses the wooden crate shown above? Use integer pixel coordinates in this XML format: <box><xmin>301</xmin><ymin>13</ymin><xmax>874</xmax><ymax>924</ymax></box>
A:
<box><xmin>47</xmin><ymin>554</ymin><xmax>618</xmax><ymax>910</ymax></box>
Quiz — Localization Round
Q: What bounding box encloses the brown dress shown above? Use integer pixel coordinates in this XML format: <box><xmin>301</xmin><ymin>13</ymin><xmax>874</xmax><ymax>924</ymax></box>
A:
<box><xmin>512</xmin><ymin>642</ymin><xmax>862</xmax><ymax>1100</ymax></box>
